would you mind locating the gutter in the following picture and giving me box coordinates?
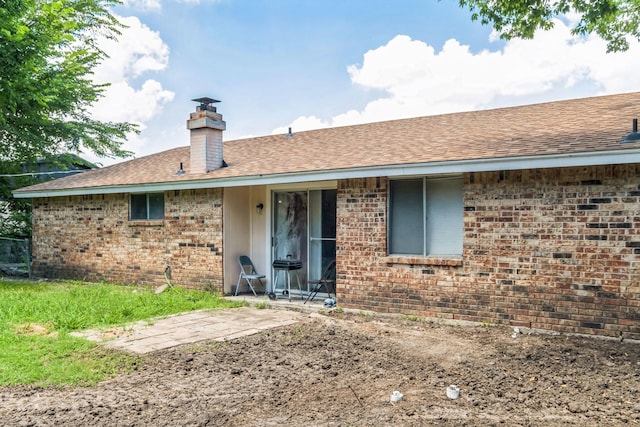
[13,148,640,199]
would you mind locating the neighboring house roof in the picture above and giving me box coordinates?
[14,91,640,198]
[29,153,98,181]
[2,153,97,194]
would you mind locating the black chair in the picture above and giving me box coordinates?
[304,260,336,304]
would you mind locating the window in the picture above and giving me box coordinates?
[130,193,164,220]
[388,176,463,257]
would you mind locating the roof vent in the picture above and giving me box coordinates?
[622,118,640,143]
[286,127,293,138]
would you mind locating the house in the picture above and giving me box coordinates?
[13,93,640,339]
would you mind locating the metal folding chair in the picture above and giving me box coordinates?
[235,255,265,296]
[304,260,336,304]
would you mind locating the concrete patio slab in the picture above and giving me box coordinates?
[73,307,306,354]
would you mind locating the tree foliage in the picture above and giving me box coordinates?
[0,0,137,164]
[1,162,32,238]
[458,0,640,52]
[1,0,137,237]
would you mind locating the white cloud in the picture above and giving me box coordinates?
[277,18,640,133]
[89,15,174,160]
[92,80,174,124]
[121,0,222,9]
[173,0,226,4]
[121,0,162,11]
[272,115,331,135]
[93,15,170,82]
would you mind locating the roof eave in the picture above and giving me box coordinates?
[13,148,640,199]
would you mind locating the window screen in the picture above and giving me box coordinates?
[425,178,463,256]
[389,179,424,255]
[388,177,462,256]
[130,193,164,220]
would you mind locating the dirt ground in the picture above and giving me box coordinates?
[1,310,639,426]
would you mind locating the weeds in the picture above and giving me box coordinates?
[279,324,305,345]
[207,341,231,350]
[204,281,216,293]
[357,310,373,321]
[254,301,270,310]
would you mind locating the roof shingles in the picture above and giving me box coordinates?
[15,92,640,194]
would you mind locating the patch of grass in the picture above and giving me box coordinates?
[254,301,270,310]
[357,310,373,321]
[405,314,420,322]
[0,333,140,386]
[279,324,305,345]
[207,341,231,350]
[480,319,495,327]
[0,279,246,386]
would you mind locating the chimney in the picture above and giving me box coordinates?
[187,97,226,173]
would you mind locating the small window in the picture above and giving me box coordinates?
[130,193,164,220]
[388,176,463,257]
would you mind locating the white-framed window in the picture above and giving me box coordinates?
[388,176,463,257]
[130,193,164,220]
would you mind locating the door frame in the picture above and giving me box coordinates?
[266,181,337,294]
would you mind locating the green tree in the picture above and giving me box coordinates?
[459,0,640,52]
[0,0,137,164]
[0,0,137,238]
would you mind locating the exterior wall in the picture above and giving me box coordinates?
[223,186,250,293]
[249,185,269,287]
[336,165,640,339]
[336,177,388,306]
[221,185,269,294]
[31,188,223,289]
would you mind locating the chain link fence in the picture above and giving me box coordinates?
[0,237,31,278]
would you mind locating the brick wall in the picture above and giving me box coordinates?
[336,165,640,339]
[336,177,388,309]
[32,188,223,289]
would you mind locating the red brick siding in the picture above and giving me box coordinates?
[31,189,223,289]
[336,177,388,311]
[336,165,640,339]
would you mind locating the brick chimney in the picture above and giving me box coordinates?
[187,97,226,173]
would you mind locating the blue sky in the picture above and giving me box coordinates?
[88,0,640,164]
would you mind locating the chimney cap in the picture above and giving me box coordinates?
[192,97,220,105]
[192,97,220,112]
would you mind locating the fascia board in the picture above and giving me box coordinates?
[13,148,640,198]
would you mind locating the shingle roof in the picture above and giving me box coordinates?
[14,91,640,195]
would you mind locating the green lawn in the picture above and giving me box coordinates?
[0,279,246,387]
